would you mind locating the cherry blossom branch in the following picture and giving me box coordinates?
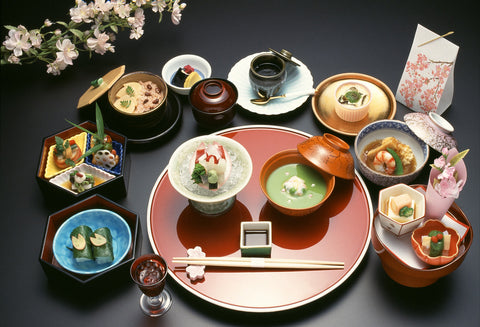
[1,0,186,75]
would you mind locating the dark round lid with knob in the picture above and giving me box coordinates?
[189,78,238,113]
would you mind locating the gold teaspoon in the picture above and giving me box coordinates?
[250,89,315,105]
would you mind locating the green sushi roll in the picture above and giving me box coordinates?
[90,227,114,264]
[70,225,94,263]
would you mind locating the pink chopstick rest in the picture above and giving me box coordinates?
[186,246,206,281]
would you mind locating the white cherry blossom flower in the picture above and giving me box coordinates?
[47,59,68,75]
[113,2,131,19]
[151,0,167,13]
[7,54,20,64]
[131,8,145,29]
[70,0,94,23]
[55,39,78,65]
[94,0,114,14]
[133,0,148,6]
[129,27,144,40]
[171,0,185,25]
[86,28,114,54]
[3,27,31,57]
[29,30,42,48]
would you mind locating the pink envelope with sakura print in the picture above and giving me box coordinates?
[396,24,459,115]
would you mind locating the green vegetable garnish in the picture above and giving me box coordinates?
[191,163,206,184]
[126,85,135,96]
[207,169,218,189]
[65,159,75,167]
[120,100,131,108]
[428,230,444,257]
[399,206,413,217]
[344,87,362,103]
[386,147,404,175]
[54,136,66,153]
[207,170,218,184]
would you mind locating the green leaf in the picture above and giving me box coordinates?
[65,119,98,139]
[449,149,469,167]
[95,103,105,140]
[126,85,135,97]
[56,21,69,28]
[70,28,84,39]
[191,163,206,184]
[120,100,131,108]
[55,136,65,152]
[76,143,104,162]
[110,25,118,34]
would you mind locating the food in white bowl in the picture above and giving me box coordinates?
[168,135,252,215]
[377,183,425,236]
[334,81,371,122]
[171,64,202,88]
[162,54,212,95]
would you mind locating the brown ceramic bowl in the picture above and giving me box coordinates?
[189,78,238,128]
[107,71,168,131]
[371,199,473,287]
[297,133,355,180]
[259,149,335,216]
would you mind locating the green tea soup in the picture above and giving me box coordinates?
[266,163,327,209]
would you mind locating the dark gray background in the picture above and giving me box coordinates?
[1,0,478,326]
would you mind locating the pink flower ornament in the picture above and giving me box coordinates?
[185,246,206,282]
[430,147,468,199]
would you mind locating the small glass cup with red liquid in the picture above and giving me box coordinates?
[130,254,172,317]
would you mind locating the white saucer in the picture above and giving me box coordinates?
[227,52,314,115]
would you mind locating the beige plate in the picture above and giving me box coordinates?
[312,73,396,136]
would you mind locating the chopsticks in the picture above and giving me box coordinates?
[172,257,344,270]
[418,31,454,47]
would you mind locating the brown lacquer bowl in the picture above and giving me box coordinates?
[259,149,335,216]
[189,78,238,128]
[297,133,355,180]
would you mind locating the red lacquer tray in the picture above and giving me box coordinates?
[147,125,373,312]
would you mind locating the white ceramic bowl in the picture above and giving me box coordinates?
[168,135,253,215]
[334,81,372,122]
[378,183,426,236]
[162,54,212,95]
[354,120,429,187]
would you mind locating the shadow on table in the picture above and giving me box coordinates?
[372,258,455,316]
